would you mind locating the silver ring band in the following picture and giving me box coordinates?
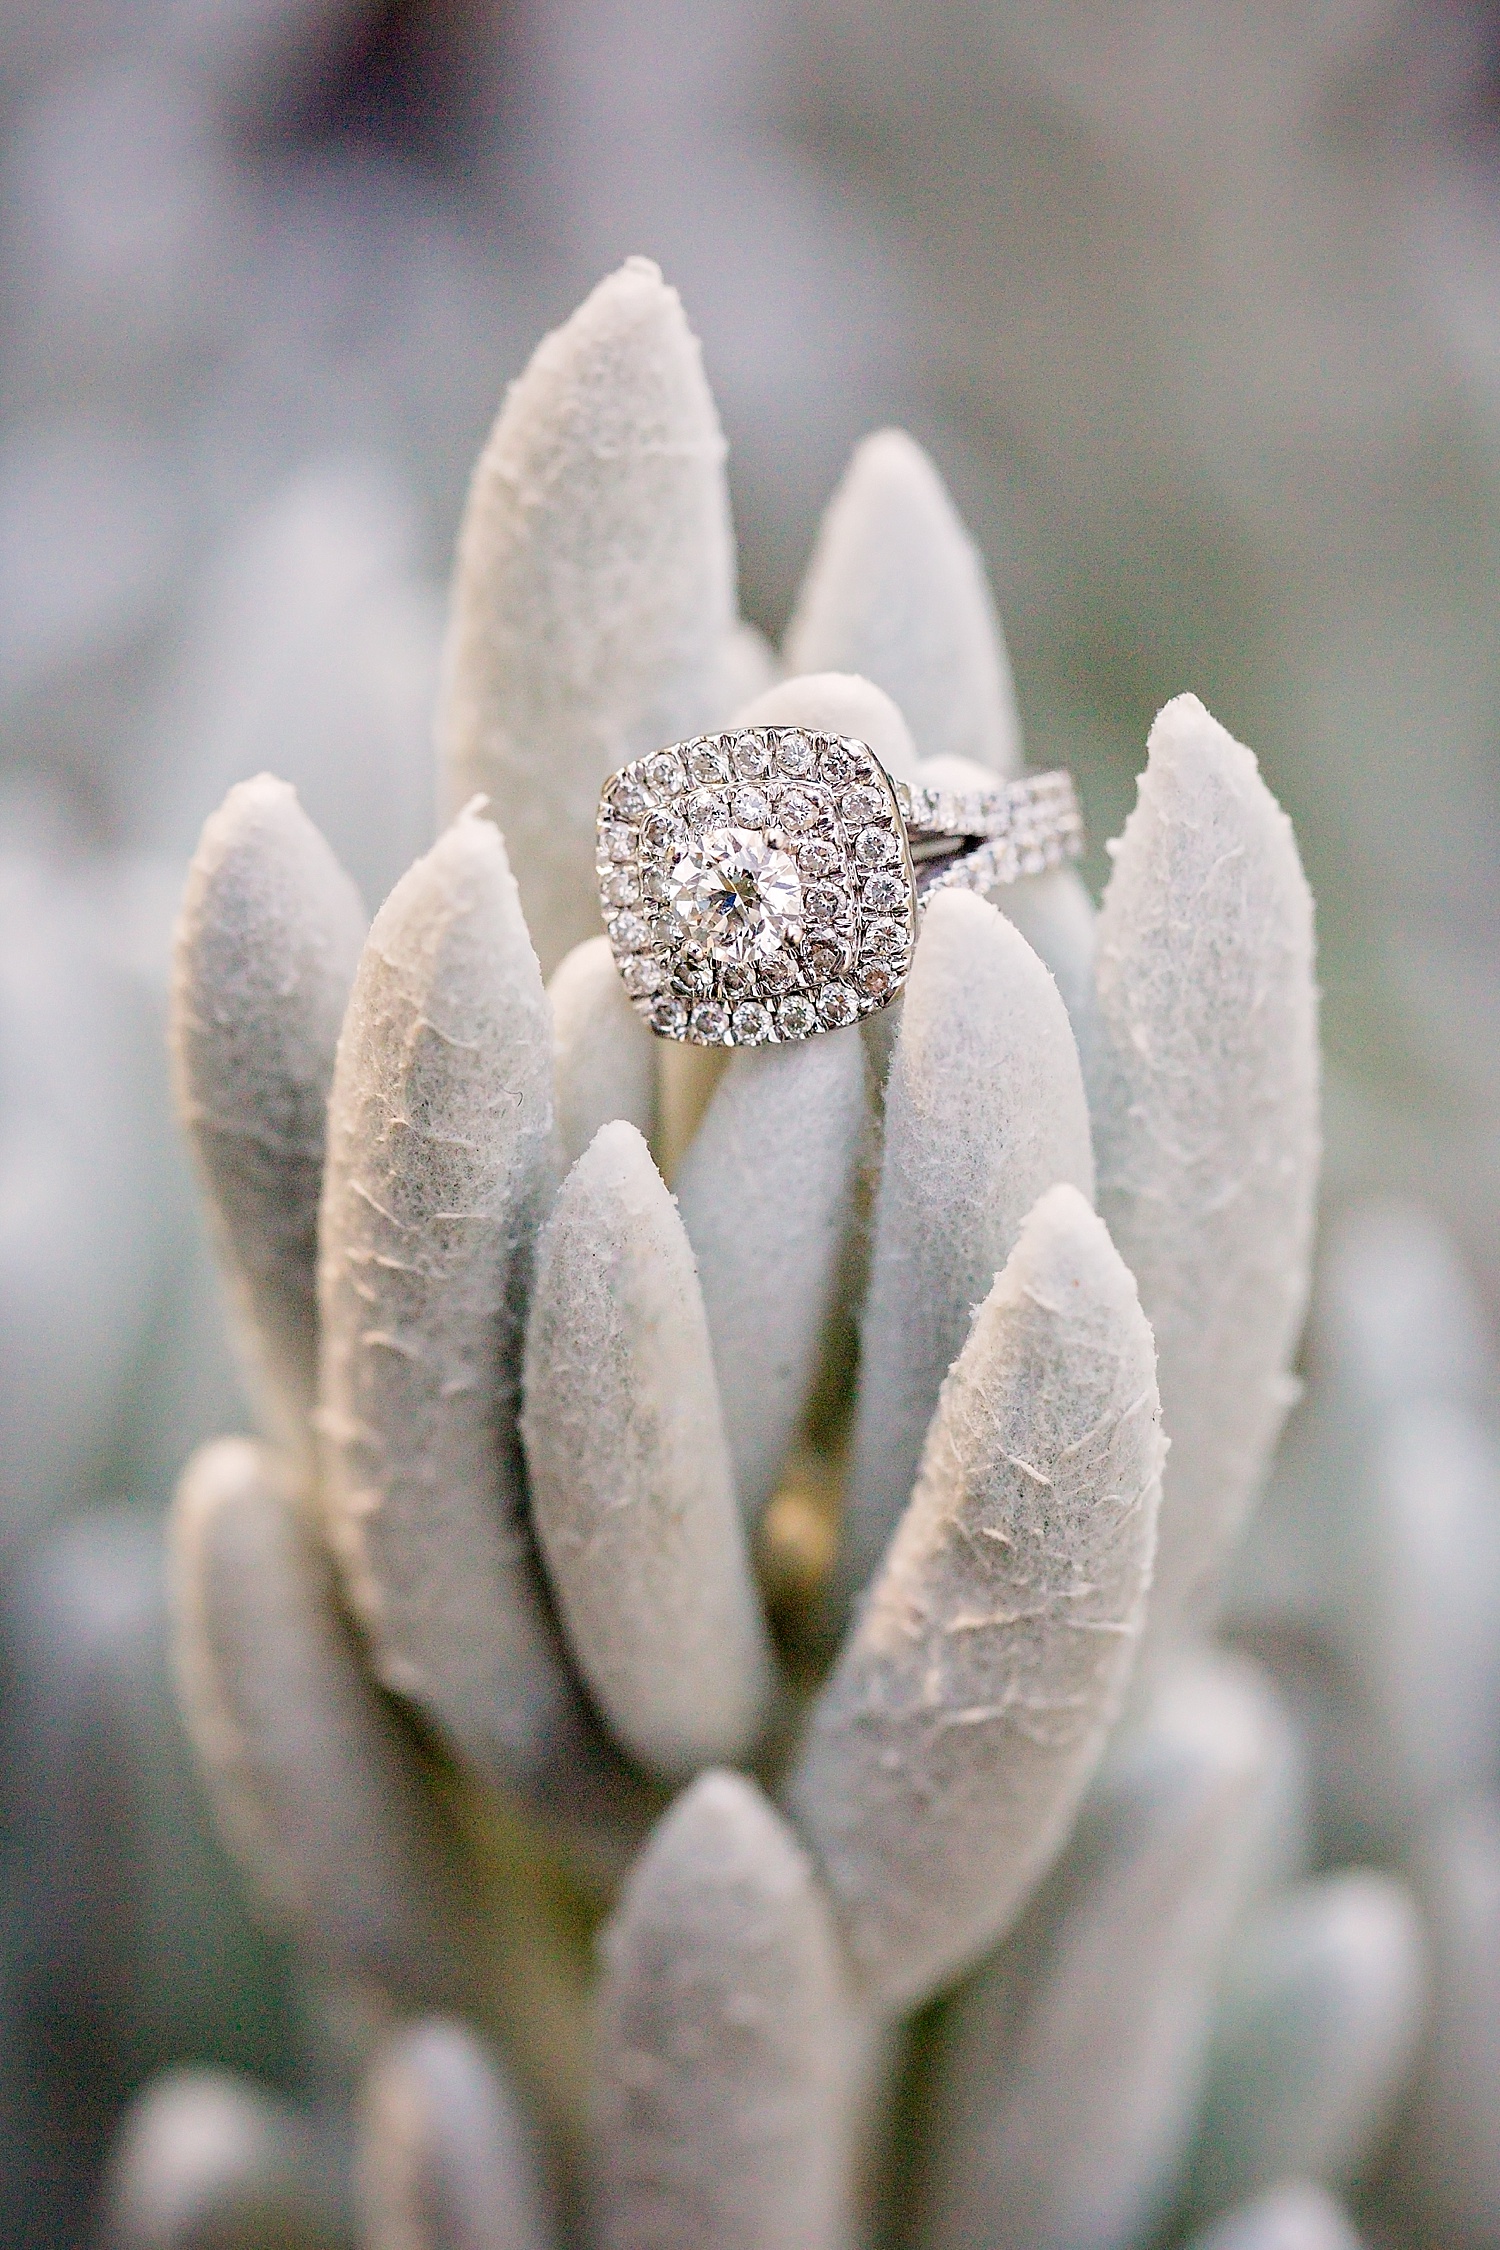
[897,771,1084,897]
[595,727,1083,1048]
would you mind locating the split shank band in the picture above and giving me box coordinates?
[595,724,1083,1049]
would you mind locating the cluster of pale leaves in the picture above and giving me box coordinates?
[103,259,1438,2250]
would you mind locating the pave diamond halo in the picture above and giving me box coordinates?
[597,728,916,1046]
[595,727,1082,1047]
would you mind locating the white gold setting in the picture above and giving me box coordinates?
[596,729,1083,1046]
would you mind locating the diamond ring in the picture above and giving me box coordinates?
[595,726,1083,1047]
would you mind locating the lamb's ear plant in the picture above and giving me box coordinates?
[436,254,741,982]
[783,426,1021,778]
[1175,1867,1428,2225]
[104,2066,340,2250]
[1229,1198,1500,1861]
[168,773,366,1475]
[356,2017,554,2250]
[1087,691,1320,1665]
[107,257,1410,2250]
[912,1650,1288,2250]
[1182,2181,1368,2250]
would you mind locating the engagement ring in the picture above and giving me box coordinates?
[595,726,1082,1046]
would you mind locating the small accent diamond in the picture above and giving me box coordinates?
[641,809,683,854]
[798,837,840,880]
[778,995,817,1037]
[641,865,673,902]
[862,872,906,914]
[732,1000,772,1044]
[775,730,815,776]
[650,995,688,1036]
[645,752,685,794]
[670,948,715,998]
[841,784,886,826]
[601,869,639,907]
[691,1001,730,1042]
[818,741,856,787]
[610,776,650,821]
[857,961,897,1002]
[622,955,663,997]
[757,950,798,993]
[861,917,907,957]
[609,911,652,951]
[685,788,721,830]
[776,788,817,833]
[602,823,635,863]
[732,732,773,779]
[687,741,728,784]
[818,983,859,1027]
[733,787,770,828]
[855,826,900,867]
[803,882,847,922]
[803,927,851,977]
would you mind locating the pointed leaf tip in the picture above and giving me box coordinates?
[840,891,1095,1602]
[794,1180,1162,2010]
[317,809,577,1795]
[170,1437,457,2001]
[104,2068,333,2250]
[1091,691,1318,1660]
[1185,2184,1367,2250]
[170,777,365,1467]
[438,260,735,979]
[593,1770,848,2250]
[523,1121,773,1778]
[359,2019,553,2250]
[786,428,1020,774]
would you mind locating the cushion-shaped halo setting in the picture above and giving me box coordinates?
[595,729,918,1046]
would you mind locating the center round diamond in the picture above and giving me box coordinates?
[669,826,804,961]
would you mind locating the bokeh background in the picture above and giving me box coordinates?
[5,2,1500,2241]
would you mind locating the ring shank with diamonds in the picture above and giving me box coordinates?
[596,727,1082,1048]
